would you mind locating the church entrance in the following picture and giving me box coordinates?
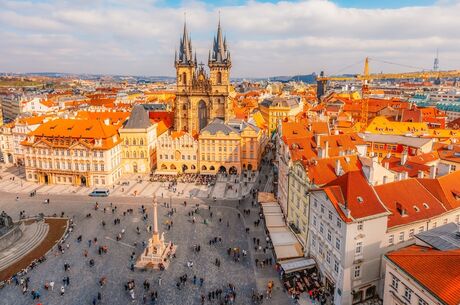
[198,100,208,130]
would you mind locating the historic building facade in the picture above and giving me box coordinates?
[174,20,233,134]
[119,105,158,174]
[21,119,122,187]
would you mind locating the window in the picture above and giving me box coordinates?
[313,216,317,227]
[355,242,362,255]
[334,260,339,273]
[335,238,341,251]
[336,218,342,228]
[321,204,325,213]
[419,226,424,233]
[326,251,331,264]
[327,230,332,242]
[404,287,412,301]
[354,265,361,278]
[312,235,316,247]
[399,232,405,242]
[409,229,414,238]
[418,298,428,305]
[391,276,399,290]
[388,235,394,245]
[320,222,324,234]
[328,211,333,220]
[314,199,318,208]
[357,221,363,230]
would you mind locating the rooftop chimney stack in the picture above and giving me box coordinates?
[401,150,408,165]
[417,170,424,179]
[335,159,342,176]
[429,165,437,179]
[324,140,329,158]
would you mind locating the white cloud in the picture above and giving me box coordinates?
[0,0,459,77]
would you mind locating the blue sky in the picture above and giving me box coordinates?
[0,0,459,77]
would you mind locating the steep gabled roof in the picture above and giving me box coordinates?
[323,171,388,222]
[124,104,152,129]
[375,179,447,229]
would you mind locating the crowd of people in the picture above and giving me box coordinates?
[149,173,217,186]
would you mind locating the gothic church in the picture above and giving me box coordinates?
[174,19,233,133]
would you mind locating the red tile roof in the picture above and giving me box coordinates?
[381,156,430,177]
[322,171,388,222]
[417,171,460,210]
[386,245,460,305]
[375,179,447,229]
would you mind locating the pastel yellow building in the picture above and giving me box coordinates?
[259,97,303,133]
[156,131,199,174]
[198,118,266,175]
[119,105,158,174]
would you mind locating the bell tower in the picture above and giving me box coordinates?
[208,17,232,121]
[174,20,196,131]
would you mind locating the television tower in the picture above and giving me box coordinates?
[433,49,439,72]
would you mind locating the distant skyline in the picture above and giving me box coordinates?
[0,0,459,78]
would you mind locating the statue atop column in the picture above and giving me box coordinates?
[135,198,177,270]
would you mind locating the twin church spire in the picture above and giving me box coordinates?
[175,18,231,67]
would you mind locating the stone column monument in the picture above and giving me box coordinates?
[135,198,177,270]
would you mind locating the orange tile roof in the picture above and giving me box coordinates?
[39,99,56,108]
[76,111,129,126]
[374,179,447,229]
[17,115,49,126]
[23,118,121,150]
[304,155,361,185]
[386,245,460,305]
[381,156,430,177]
[156,121,169,136]
[417,171,460,210]
[323,171,388,222]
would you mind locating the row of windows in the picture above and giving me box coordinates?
[124,151,146,159]
[26,159,106,172]
[388,216,460,245]
[124,138,145,146]
[311,235,340,274]
[159,154,197,161]
[390,275,428,305]
[27,148,105,158]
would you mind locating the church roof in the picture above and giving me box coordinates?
[200,118,238,135]
[124,104,152,129]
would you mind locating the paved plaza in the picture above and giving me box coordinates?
[0,156,294,305]
[0,166,257,200]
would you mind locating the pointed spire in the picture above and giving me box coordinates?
[210,13,229,65]
[177,13,193,65]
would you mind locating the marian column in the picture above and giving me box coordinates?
[152,198,160,244]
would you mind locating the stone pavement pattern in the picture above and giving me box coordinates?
[0,191,292,305]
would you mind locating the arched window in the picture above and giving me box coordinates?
[133,138,137,145]
[140,138,144,145]
[182,72,187,85]
[217,71,222,84]
[133,151,137,158]
[126,151,130,158]
[125,139,129,145]
[140,151,144,158]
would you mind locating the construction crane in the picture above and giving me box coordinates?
[316,57,460,126]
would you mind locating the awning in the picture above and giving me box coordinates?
[265,214,285,227]
[273,243,304,260]
[280,258,316,274]
[258,192,277,203]
[153,171,178,175]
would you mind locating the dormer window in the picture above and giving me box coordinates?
[423,203,429,209]
[396,202,407,216]
[413,206,420,212]
[357,196,363,204]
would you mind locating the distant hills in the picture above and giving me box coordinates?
[1,72,319,84]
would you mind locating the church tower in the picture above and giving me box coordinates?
[174,21,196,132]
[173,18,233,134]
[208,18,232,121]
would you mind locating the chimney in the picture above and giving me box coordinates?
[384,161,389,170]
[324,140,329,158]
[307,124,312,131]
[383,175,388,184]
[315,134,321,147]
[403,171,409,180]
[318,147,323,159]
[417,170,424,179]
[429,165,436,179]
[401,151,408,165]
[335,159,342,176]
